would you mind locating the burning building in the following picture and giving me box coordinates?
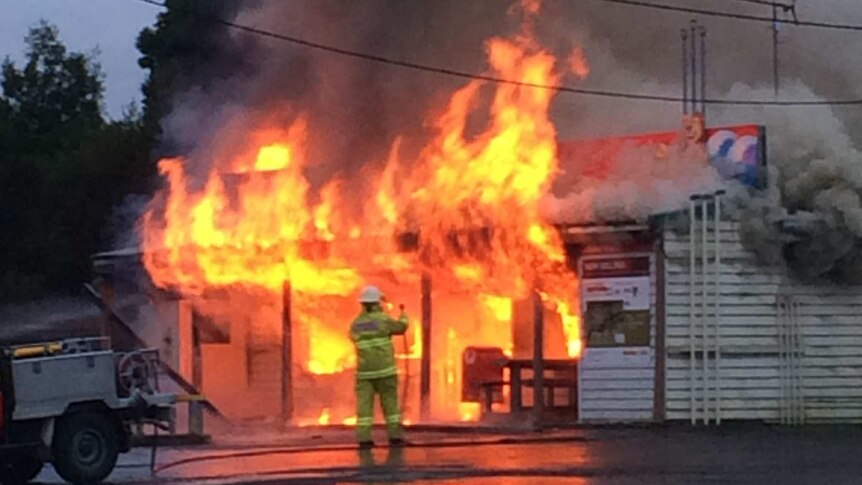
[90,1,862,429]
[102,3,582,426]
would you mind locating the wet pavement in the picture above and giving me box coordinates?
[34,425,862,484]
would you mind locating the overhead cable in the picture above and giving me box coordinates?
[585,0,862,32]
[132,0,862,106]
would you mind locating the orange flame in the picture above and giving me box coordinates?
[568,46,590,80]
[140,1,583,422]
[318,408,331,425]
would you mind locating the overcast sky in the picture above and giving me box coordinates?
[0,0,157,118]
[2,0,862,128]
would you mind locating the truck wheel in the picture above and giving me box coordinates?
[52,413,119,485]
[0,456,43,484]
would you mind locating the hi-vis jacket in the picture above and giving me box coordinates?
[349,308,408,380]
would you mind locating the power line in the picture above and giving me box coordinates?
[132,0,862,106]
[728,0,793,9]
[586,0,862,32]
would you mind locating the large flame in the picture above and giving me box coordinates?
[141,1,581,422]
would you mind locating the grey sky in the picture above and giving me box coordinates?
[0,0,157,118]
[1,0,862,127]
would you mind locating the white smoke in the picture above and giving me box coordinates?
[543,140,727,224]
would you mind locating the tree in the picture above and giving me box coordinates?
[136,0,253,140]
[0,23,152,302]
[2,21,104,151]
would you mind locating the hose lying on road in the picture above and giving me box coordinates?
[153,434,590,475]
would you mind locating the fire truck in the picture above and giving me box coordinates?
[0,338,175,484]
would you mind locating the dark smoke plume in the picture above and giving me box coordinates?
[151,1,862,281]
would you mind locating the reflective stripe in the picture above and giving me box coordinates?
[356,366,398,379]
[354,337,391,350]
[352,320,380,332]
[385,414,401,424]
[357,418,373,426]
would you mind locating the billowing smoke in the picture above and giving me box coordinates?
[539,1,862,280]
[719,84,862,281]
[158,1,520,195]
[543,136,726,223]
[151,1,862,280]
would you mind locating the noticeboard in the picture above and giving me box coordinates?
[581,255,651,348]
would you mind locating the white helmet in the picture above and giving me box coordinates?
[358,285,382,303]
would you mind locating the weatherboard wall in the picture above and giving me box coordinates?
[662,219,862,423]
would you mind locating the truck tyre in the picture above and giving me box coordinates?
[51,412,119,485]
[0,456,43,484]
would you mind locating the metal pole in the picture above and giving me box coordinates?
[715,190,723,424]
[779,296,788,424]
[793,299,804,424]
[790,299,802,424]
[420,273,432,421]
[788,296,795,424]
[532,289,545,426]
[281,280,294,423]
[681,29,689,115]
[772,6,780,98]
[690,21,698,113]
[654,234,667,422]
[689,196,697,425]
[699,26,707,117]
[775,295,784,424]
[701,195,711,425]
[801,299,806,424]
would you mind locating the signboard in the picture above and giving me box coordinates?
[580,347,652,368]
[583,257,650,279]
[581,255,651,348]
[578,254,655,422]
[558,124,765,188]
[583,278,650,312]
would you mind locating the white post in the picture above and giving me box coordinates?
[793,299,804,424]
[792,298,798,424]
[701,195,711,425]
[778,295,787,425]
[689,196,698,425]
[714,190,723,424]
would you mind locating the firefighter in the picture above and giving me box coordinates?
[350,285,408,448]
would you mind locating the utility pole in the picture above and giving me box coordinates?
[772,5,780,97]
[759,1,798,97]
[681,20,706,118]
[725,1,797,98]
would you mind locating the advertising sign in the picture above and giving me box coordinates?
[558,124,765,188]
[579,254,655,420]
[583,277,650,313]
[581,255,651,350]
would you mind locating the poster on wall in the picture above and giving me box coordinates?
[580,255,652,368]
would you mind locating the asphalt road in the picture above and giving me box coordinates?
[33,425,862,484]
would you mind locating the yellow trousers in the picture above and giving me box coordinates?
[355,375,403,442]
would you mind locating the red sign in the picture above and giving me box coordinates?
[582,256,650,279]
[557,124,763,187]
